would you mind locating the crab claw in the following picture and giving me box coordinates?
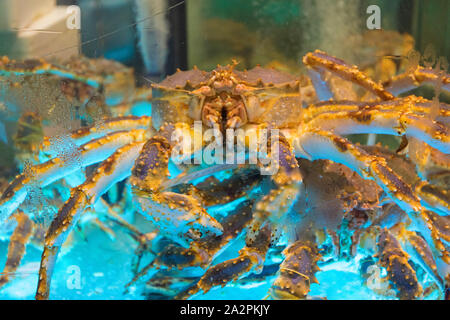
[134,191,223,248]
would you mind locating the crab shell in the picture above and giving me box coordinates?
[151,64,304,130]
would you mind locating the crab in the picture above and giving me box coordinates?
[0,55,152,150]
[0,55,143,112]
[0,50,448,300]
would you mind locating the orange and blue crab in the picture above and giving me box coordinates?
[0,50,448,300]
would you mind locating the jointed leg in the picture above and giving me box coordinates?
[303,96,449,153]
[39,115,152,159]
[158,201,253,269]
[130,135,223,248]
[293,128,449,266]
[36,141,145,300]
[376,227,422,299]
[383,66,450,96]
[176,224,273,299]
[0,129,149,223]
[175,135,303,299]
[246,134,303,243]
[416,181,450,216]
[125,199,254,290]
[0,56,102,88]
[399,226,445,292]
[303,97,449,125]
[126,169,262,280]
[303,50,395,101]
[0,211,33,288]
[268,240,320,299]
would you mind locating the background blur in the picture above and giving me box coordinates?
[0,0,448,80]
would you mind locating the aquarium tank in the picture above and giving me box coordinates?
[0,0,448,301]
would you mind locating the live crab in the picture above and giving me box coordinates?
[0,50,448,300]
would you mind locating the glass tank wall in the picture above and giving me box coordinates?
[187,0,449,71]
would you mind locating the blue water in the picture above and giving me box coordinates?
[0,219,383,300]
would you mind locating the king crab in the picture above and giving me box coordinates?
[0,50,448,299]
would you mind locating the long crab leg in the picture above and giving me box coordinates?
[0,211,34,288]
[383,66,450,96]
[303,97,449,125]
[303,96,449,154]
[36,141,146,300]
[303,50,395,101]
[361,199,445,295]
[361,143,450,216]
[0,129,149,223]
[0,56,102,88]
[293,128,449,266]
[39,116,152,159]
[268,240,321,299]
[176,224,273,300]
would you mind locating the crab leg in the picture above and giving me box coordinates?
[36,141,146,300]
[268,240,321,299]
[407,138,450,180]
[39,115,152,159]
[243,132,303,240]
[0,211,34,288]
[126,199,254,289]
[377,227,422,299]
[303,97,449,154]
[361,143,449,216]
[157,200,253,269]
[0,56,102,88]
[303,98,450,128]
[303,50,394,101]
[130,135,223,249]
[398,227,445,292]
[171,168,262,207]
[383,66,450,96]
[293,128,449,264]
[177,224,273,299]
[416,182,450,216]
[362,198,445,294]
[0,129,149,223]
[174,134,302,299]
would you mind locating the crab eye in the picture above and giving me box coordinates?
[188,95,204,120]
